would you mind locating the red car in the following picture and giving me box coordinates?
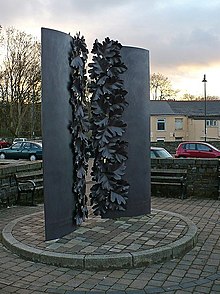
[175,142,220,158]
[0,139,11,149]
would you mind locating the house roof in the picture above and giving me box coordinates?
[150,100,220,119]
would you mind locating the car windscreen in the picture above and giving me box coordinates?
[11,142,23,149]
[31,143,42,149]
[205,143,219,152]
[153,149,172,158]
[158,149,172,158]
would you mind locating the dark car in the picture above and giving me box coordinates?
[0,139,11,149]
[151,147,173,158]
[175,142,220,158]
[0,141,42,161]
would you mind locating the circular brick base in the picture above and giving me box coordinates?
[2,209,197,270]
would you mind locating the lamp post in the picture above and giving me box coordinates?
[202,74,207,141]
[31,79,35,139]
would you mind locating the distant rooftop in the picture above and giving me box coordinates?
[150,100,220,119]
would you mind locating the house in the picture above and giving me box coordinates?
[150,100,220,142]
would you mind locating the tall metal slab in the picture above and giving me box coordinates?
[41,28,75,240]
[104,46,151,218]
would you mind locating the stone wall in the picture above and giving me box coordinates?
[151,158,220,199]
[0,159,219,205]
[0,160,43,206]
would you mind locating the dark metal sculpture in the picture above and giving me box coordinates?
[69,33,90,225]
[42,27,150,239]
[103,46,151,218]
[88,38,130,216]
[42,28,76,240]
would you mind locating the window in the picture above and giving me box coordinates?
[185,143,196,150]
[157,119,166,131]
[206,120,218,127]
[156,137,165,142]
[23,143,31,149]
[175,118,183,130]
[31,143,41,149]
[11,142,22,149]
[197,143,211,152]
[175,137,183,141]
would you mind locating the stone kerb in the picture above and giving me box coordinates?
[2,209,197,270]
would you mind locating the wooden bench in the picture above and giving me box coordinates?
[151,168,187,199]
[14,169,43,206]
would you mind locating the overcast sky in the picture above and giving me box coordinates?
[1,0,220,97]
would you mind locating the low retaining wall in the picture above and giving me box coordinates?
[0,160,43,206]
[0,158,219,204]
[151,158,220,199]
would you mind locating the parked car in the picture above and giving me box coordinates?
[13,137,28,144]
[0,141,42,161]
[151,147,173,158]
[0,139,11,149]
[175,142,220,158]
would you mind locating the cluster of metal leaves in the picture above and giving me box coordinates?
[69,33,90,225]
[89,37,130,216]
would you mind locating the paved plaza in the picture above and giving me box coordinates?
[0,197,220,293]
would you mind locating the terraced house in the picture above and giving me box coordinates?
[150,100,220,142]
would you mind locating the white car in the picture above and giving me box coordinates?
[151,147,173,158]
[13,138,28,144]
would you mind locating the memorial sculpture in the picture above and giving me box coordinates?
[69,33,90,225]
[89,38,130,216]
[42,28,150,241]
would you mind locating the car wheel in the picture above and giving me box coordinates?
[0,153,6,159]
[30,154,37,161]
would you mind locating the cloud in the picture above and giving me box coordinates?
[1,0,220,96]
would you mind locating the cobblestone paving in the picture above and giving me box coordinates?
[11,209,188,255]
[0,197,220,293]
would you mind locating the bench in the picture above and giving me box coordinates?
[151,168,187,199]
[14,169,43,206]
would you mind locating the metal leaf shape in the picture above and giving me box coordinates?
[69,32,90,225]
[108,126,125,137]
[71,55,83,69]
[110,191,126,205]
[89,37,130,216]
[94,117,108,127]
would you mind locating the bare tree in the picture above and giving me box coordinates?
[150,73,179,100]
[182,93,220,101]
[0,25,3,45]
[0,27,41,137]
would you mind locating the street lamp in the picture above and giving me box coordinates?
[202,74,207,141]
[31,79,35,139]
